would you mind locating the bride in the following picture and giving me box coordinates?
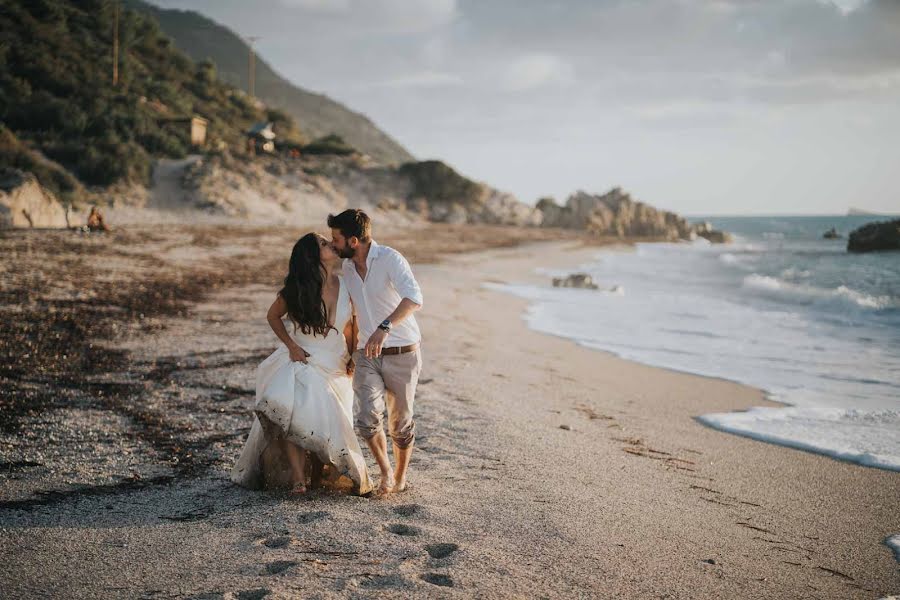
[231,233,373,496]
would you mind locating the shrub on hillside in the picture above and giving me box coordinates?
[0,126,82,201]
[398,160,482,205]
[0,0,291,191]
[302,134,356,156]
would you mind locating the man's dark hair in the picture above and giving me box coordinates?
[328,209,371,243]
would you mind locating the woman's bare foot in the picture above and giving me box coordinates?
[289,482,307,496]
[393,476,408,493]
[377,470,395,495]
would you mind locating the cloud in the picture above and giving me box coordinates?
[278,0,350,13]
[279,0,458,32]
[501,53,575,92]
[374,70,465,88]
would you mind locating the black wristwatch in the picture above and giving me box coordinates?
[378,319,392,332]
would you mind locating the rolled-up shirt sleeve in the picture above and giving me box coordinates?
[388,251,423,306]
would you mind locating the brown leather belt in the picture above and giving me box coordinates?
[381,343,418,356]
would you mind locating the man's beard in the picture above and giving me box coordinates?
[337,245,355,259]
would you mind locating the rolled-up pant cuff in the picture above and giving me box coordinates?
[391,427,415,449]
[355,425,380,441]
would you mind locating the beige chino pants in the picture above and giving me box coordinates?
[352,348,422,448]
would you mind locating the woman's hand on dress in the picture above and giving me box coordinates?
[288,343,310,363]
[346,357,355,377]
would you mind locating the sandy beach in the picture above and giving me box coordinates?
[1,224,898,599]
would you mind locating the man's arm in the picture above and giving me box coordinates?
[363,250,424,358]
[363,298,421,358]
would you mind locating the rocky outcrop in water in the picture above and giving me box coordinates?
[537,188,698,241]
[694,221,733,244]
[0,169,68,228]
[847,219,900,253]
[553,273,599,290]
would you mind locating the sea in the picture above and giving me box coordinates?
[492,215,900,472]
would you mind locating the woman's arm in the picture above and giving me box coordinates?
[267,294,309,363]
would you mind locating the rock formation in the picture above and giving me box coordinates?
[0,169,68,228]
[847,219,900,253]
[397,161,542,226]
[537,188,697,241]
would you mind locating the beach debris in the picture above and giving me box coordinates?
[575,405,615,421]
[559,424,573,431]
[552,273,599,290]
[701,558,718,565]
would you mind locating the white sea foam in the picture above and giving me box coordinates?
[698,407,900,471]
[719,253,739,265]
[886,535,900,564]
[741,274,897,311]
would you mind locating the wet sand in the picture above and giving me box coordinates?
[1,224,898,598]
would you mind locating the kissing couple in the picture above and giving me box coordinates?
[230,209,424,497]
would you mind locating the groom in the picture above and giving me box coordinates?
[328,209,424,495]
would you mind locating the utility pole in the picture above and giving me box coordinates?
[246,36,261,97]
[112,0,120,86]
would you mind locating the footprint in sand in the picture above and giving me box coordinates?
[386,523,421,536]
[297,510,329,524]
[360,574,406,589]
[421,573,454,587]
[265,560,298,575]
[262,535,292,549]
[393,504,423,517]
[424,543,459,559]
[239,591,271,600]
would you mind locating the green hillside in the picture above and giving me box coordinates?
[0,0,285,198]
[125,0,415,166]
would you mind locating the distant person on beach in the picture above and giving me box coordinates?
[231,233,373,496]
[329,209,424,495]
[86,206,109,232]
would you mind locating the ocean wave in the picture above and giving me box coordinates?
[719,253,739,265]
[698,406,900,471]
[741,274,898,311]
[779,267,811,280]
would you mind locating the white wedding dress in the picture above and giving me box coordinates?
[231,278,372,495]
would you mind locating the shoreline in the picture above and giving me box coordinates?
[421,240,899,595]
[1,229,898,598]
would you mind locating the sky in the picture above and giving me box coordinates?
[148,0,900,215]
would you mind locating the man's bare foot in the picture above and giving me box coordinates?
[289,482,307,496]
[377,471,395,496]
[393,476,409,493]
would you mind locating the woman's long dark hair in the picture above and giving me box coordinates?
[279,233,334,337]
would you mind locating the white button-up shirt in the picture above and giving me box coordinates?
[342,240,423,350]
